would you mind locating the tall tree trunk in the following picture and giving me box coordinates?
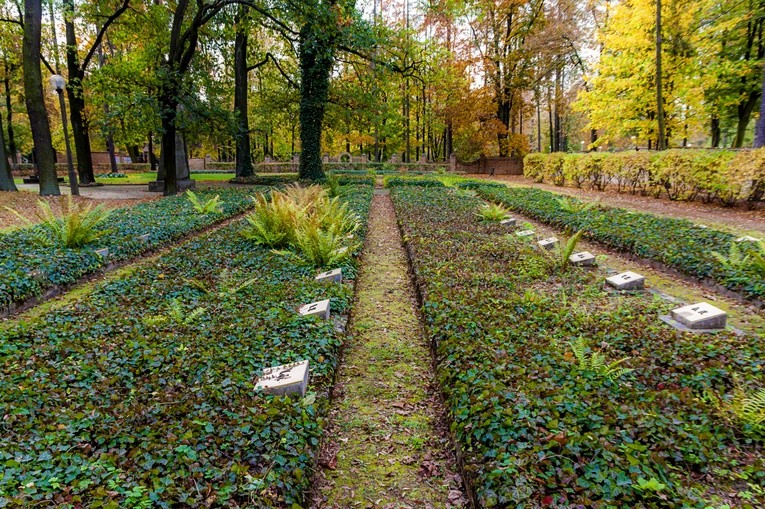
[547,86,554,152]
[298,22,333,181]
[496,91,510,156]
[148,131,157,172]
[234,4,253,178]
[536,89,541,152]
[656,0,666,150]
[3,64,17,164]
[63,0,94,184]
[554,66,563,152]
[23,0,59,195]
[711,116,721,148]
[159,94,178,195]
[0,109,16,191]
[734,90,760,147]
[755,65,765,148]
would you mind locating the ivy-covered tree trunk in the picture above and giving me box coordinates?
[234,4,254,178]
[298,22,334,181]
[64,0,94,185]
[23,0,59,196]
[0,110,16,191]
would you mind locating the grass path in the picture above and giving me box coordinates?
[310,189,466,509]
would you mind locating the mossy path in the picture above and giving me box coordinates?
[311,190,466,509]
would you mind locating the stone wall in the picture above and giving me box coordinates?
[456,156,524,175]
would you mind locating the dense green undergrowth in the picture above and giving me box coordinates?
[469,184,765,301]
[391,185,765,507]
[0,184,372,507]
[0,189,260,312]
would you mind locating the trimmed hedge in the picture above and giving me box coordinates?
[524,149,765,205]
[391,185,765,507]
[0,189,260,312]
[474,185,765,301]
[383,176,446,188]
[229,175,297,186]
[0,184,373,507]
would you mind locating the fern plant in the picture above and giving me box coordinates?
[276,226,361,267]
[712,241,765,276]
[560,230,585,268]
[6,196,111,248]
[325,172,342,198]
[709,377,765,438]
[240,192,299,247]
[186,190,223,214]
[143,299,206,327]
[476,203,510,222]
[556,196,600,214]
[569,336,634,381]
[185,269,257,300]
[242,185,360,267]
[314,196,360,236]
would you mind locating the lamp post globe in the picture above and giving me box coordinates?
[49,74,66,92]
[50,74,79,196]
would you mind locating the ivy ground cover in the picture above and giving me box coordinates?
[0,189,259,313]
[471,184,765,301]
[391,184,764,508]
[0,184,372,507]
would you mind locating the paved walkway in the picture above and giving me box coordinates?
[15,183,157,200]
[311,189,466,509]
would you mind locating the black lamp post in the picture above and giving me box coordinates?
[49,74,79,196]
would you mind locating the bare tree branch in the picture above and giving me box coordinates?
[81,0,131,72]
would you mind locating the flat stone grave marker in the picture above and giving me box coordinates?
[255,360,309,397]
[316,268,342,283]
[606,271,645,290]
[736,235,761,243]
[299,298,331,319]
[500,218,517,227]
[569,251,596,266]
[137,233,150,243]
[538,237,559,250]
[670,302,727,330]
[516,229,534,238]
[95,248,109,258]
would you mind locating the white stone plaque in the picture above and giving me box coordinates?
[500,218,517,227]
[516,229,534,238]
[735,236,761,243]
[299,299,331,319]
[538,237,559,250]
[95,248,109,258]
[569,251,596,266]
[671,302,727,330]
[255,360,309,397]
[137,233,150,243]
[606,271,645,290]
[316,268,342,283]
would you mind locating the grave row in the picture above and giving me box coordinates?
[254,268,344,397]
[502,213,729,332]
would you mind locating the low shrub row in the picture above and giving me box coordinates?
[0,189,260,312]
[524,149,765,206]
[391,185,765,507]
[383,176,447,188]
[229,175,297,186]
[469,184,765,301]
[0,183,373,507]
